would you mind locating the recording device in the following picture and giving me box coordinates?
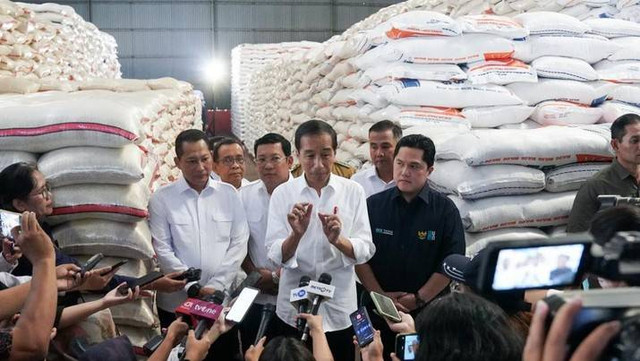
[174,267,202,283]
[0,210,21,242]
[117,271,163,295]
[598,195,640,210]
[254,303,276,345]
[291,275,311,331]
[350,306,375,347]
[99,260,128,276]
[301,273,334,342]
[370,291,402,323]
[193,291,225,340]
[81,253,104,276]
[142,334,164,356]
[478,232,640,361]
[229,271,262,299]
[543,288,640,361]
[226,287,259,323]
[395,333,419,361]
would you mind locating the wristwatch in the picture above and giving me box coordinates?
[271,271,280,285]
[187,283,201,298]
[415,292,426,308]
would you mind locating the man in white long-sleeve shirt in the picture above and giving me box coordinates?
[265,120,375,361]
[149,129,249,328]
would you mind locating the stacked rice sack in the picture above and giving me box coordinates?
[231,42,321,147]
[0,77,201,341]
[236,8,640,256]
[0,0,120,81]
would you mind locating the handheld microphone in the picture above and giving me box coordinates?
[254,303,276,345]
[194,290,225,339]
[301,273,332,342]
[295,275,311,331]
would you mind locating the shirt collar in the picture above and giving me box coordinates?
[297,173,337,195]
[612,158,634,181]
[177,176,217,194]
[392,183,431,204]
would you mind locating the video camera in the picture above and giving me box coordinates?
[598,195,640,210]
[476,232,640,361]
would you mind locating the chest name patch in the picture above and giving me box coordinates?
[375,228,394,236]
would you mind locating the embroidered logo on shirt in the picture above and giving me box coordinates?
[375,228,394,236]
[418,230,436,241]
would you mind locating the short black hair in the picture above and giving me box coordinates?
[258,336,314,361]
[254,133,292,157]
[175,129,208,159]
[590,205,640,246]
[611,113,640,142]
[369,120,402,140]
[213,137,244,162]
[415,292,524,361]
[0,162,38,212]
[294,119,337,151]
[394,134,436,168]
[208,135,227,151]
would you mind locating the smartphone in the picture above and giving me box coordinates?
[480,237,591,292]
[118,271,163,295]
[230,271,262,298]
[226,287,259,323]
[81,253,104,276]
[99,260,128,276]
[0,210,21,240]
[395,333,419,361]
[370,291,402,323]
[350,306,375,347]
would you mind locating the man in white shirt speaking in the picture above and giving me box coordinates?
[351,120,402,198]
[265,120,375,361]
[149,129,249,357]
[238,132,294,352]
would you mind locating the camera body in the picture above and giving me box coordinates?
[476,231,640,361]
[176,267,202,283]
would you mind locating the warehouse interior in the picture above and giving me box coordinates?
[1,0,640,359]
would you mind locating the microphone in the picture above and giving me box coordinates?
[254,303,276,345]
[194,290,225,339]
[295,275,311,332]
[301,273,332,342]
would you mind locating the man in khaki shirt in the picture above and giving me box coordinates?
[567,113,640,233]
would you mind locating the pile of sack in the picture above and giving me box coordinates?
[235,7,640,252]
[231,42,320,150]
[0,77,202,340]
[0,0,120,80]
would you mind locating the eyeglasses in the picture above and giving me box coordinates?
[30,183,52,200]
[220,156,245,167]
[256,156,285,166]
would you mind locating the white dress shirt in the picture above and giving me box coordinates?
[211,172,251,189]
[149,177,249,312]
[0,255,17,273]
[0,272,29,287]
[266,174,375,332]
[351,166,395,198]
[238,175,292,305]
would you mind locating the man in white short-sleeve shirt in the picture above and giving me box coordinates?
[265,120,375,361]
[352,120,402,198]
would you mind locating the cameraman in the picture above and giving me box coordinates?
[568,113,640,233]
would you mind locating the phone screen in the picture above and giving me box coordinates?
[226,287,259,323]
[492,244,585,291]
[350,307,375,347]
[0,210,21,240]
[399,333,419,361]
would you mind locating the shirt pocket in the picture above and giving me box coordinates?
[211,211,232,243]
[169,214,192,240]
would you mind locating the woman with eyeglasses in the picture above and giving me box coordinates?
[0,162,186,305]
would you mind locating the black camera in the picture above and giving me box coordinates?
[175,267,202,283]
[476,232,640,361]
